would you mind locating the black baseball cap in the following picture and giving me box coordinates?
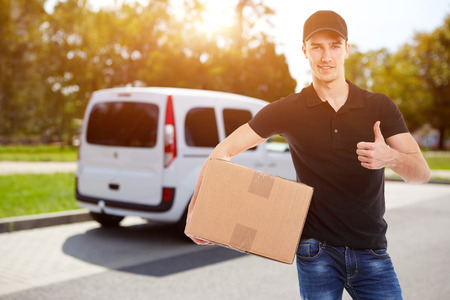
[303,10,348,42]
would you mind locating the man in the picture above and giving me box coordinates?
[186,10,430,300]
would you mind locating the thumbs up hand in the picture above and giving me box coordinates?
[372,120,385,144]
[356,121,393,170]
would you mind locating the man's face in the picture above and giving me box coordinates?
[302,30,350,84]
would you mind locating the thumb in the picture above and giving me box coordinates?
[373,121,384,142]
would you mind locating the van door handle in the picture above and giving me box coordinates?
[109,183,120,191]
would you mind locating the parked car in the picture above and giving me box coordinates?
[76,87,295,232]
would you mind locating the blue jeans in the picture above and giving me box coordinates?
[296,238,402,300]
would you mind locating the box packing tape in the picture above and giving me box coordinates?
[229,223,257,252]
[248,171,275,199]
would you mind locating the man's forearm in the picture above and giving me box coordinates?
[387,150,430,184]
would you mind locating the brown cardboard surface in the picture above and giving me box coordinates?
[185,158,313,264]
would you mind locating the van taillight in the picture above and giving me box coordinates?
[162,187,175,202]
[164,95,177,168]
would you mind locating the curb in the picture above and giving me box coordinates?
[0,209,92,234]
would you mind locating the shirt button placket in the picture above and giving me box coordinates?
[332,117,339,148]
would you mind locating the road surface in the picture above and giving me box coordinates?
[0,182,449,299]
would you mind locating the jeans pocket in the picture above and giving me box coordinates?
[369,248,390,259]
[296,238,322,261]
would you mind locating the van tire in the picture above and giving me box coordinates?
[90,212,124,227]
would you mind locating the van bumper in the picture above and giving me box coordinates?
[76,180,174,213]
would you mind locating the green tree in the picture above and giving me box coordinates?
[346,46,430,131]
[43,0,172,141]
[346,15,450,149]
[377,44,431,131]
[345,46,392,92]
[0,0,48,140]
[414,15,450,149]
[201,0,296,100]
[1,0,296,143]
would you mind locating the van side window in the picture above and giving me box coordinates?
[86,102,158,148]
[185,107,219,147]
[223,109,253,137]
[223,108,256,151]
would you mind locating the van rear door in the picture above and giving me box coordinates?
[78,91,166,208]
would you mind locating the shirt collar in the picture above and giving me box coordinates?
[305,80,365,110]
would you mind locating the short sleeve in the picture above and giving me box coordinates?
[248,99,284,138]
[379,95,409,138]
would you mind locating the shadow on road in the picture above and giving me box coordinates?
[62,222,245,277]
[118,246,245,276]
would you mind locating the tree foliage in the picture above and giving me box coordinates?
[0,0,296,143]
[346,14,450,149]
[1,1,448,148]
[414,16,450,149]
[0,0,48,139]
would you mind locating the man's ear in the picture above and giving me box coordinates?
[344,42,350,59]
[302,43,308,59]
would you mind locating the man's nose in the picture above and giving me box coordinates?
[321,48,332,62]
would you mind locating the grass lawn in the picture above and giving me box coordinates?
[0,145,78,162]
[0,172,78,218]
[423,151,450,170]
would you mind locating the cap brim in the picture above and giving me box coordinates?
[304,28,347,42]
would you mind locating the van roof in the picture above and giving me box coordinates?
[92,87,269,104]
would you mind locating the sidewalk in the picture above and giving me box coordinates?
[0,161,77,174]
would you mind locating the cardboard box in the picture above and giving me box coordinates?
[185,158,313,264]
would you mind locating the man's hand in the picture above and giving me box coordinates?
[356,121,393,170]
[185,206,214,245]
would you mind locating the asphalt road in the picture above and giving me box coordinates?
[0,181,449,300]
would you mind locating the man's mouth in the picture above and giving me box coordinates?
[319,66,334,70]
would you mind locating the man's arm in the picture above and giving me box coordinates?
[185,123,267,244]
[356,121,430,184]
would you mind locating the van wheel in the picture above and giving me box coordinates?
[90,212,124,227]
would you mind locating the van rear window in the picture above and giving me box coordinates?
[86,102,159,148]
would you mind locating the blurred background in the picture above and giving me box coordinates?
[1,3,450,299]
[1,0,449,148]
[1,0,449,219]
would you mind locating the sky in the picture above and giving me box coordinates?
[45,0,450,91]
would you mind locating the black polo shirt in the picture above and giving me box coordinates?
[248,81,408,249]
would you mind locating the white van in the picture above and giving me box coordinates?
[76,87,295,232]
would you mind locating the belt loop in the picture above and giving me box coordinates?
[321,241,327,249]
